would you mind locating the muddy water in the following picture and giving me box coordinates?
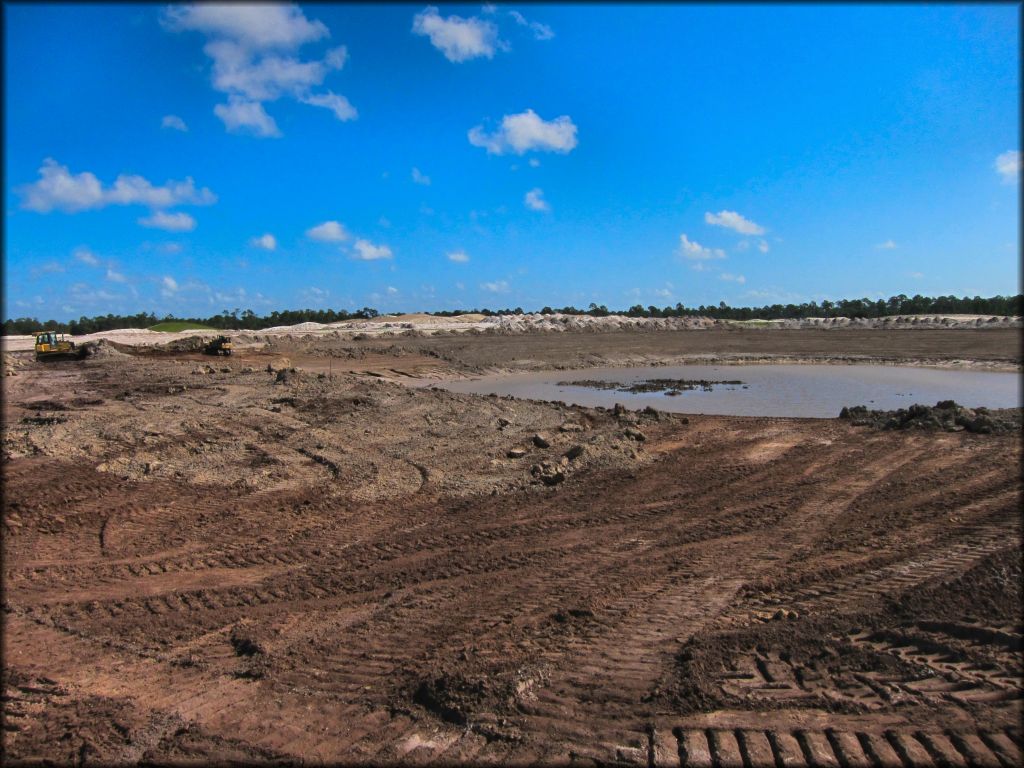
[430,364,1022,418]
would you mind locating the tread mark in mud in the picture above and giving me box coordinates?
[669,728,1009,768]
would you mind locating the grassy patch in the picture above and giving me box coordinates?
[148,321,218,332]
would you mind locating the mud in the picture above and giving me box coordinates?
[2,330,1021,766]
[840,400,1023,434]
[561,378,746,394]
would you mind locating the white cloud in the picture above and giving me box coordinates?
[469,109,578,155]
[18,160,100,212]
[214,96,281,137]
[162,276,179,293]
[757,240,769,253]
[386,286,399,295]
[250,233,276,250]
[508,10,554,40]
[106,268,127,283]
[447,250,470,263]
[18,159,216,213]
[30,262,65,277]
[995,150,1020,183]
[164,4,354,137]
[481,280,509,293]
[412,6,499,62]
[162,3,329,49]
[139,211,197,231]
[720,273,746,284]
[307,220,350,242]
[704,210,765,235]
[299,90,357,121]
[73,247,100,266]
[875,239,897,250]
[353,238,393,260]
[482,4,497,14]
[162,114,189,131]
[524,187,549,211]
[528,158,540,168]
[412,167,431,185]
[678,233,725,260]
[908,271,924,279]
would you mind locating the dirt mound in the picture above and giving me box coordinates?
[840,400,1022,434]
[80,339,132,359]
[155,336,210,353]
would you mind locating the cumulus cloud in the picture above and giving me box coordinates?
[162,3,328,48]
[720,273,746,284]
[18,159,216,214]
[481,280,509,293]
[995,150,1020,183]
[250,233,276,250]
[353,239,393,260]
[307,220,350,242]
[74,247,100,266]
[298,90,357,121]
[386,286,399,295]
[139,211,197,231]
[704,210,766,235]
[412,6,499,62]
[163,4,355,137]
[412,167,431,185]
[758,240,769,253]
[106,268,127,283]
[447,250,470,262]
[524,187,549,211]
[678,233,725,260]
[875,239,897,250]
[213,96,281,137]
[162,276,179,293]
[469,109,578,155]
[162,114,189,131]
[508,10,554,40]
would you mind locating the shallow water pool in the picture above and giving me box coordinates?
[429,364,1021,418]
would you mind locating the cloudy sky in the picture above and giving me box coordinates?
[4,3,1020,320]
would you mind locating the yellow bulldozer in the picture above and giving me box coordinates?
[203,335,233,356]
[34,331,84,361]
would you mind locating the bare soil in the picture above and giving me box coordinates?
[2,328,1021,766]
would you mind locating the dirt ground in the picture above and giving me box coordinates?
[2,328,1021,766]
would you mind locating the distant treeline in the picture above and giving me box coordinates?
[4,294,1021,336]
[434,293,1024,320]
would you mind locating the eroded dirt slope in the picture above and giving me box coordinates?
[2,351,1021,766]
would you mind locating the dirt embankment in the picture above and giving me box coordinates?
[2,341,1021,766]
[230,327,1023,377]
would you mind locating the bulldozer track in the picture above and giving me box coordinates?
[4,351,1020,764]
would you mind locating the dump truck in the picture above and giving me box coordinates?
[34,331,84,361]
[204,335,233,356]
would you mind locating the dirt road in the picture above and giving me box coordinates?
[3,335,1021,765]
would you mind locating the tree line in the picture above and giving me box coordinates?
[3,293,1021,336]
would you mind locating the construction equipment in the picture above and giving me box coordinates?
[33,331,83,361]
[204,335,233,356]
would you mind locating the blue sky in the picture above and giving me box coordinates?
[4,3,1020,321]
